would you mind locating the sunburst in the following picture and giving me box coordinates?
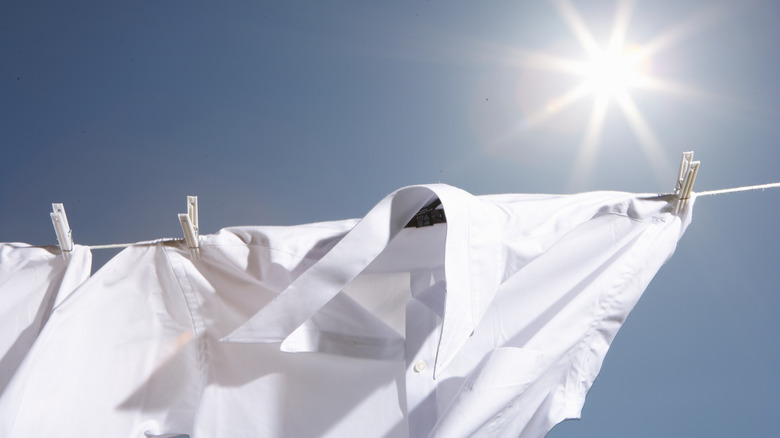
[510,0,734,187]
[548,0,668,185]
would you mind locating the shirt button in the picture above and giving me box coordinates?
[413,361,426,373]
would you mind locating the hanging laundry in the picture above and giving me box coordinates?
[0,243,91,395]
[0,184,693,438]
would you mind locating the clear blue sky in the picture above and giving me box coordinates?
[2,0,778,436]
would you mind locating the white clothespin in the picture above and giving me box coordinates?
[50,203,73,254]
[178,196,200,259]
[673,151,700,214]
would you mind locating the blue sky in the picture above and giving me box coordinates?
[2,0,779,436]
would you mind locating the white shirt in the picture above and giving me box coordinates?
[0,184,693,437]
[0,243,91,396]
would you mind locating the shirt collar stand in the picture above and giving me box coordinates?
[222,184,505,378]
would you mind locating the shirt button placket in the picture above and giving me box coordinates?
[405,298,440,437]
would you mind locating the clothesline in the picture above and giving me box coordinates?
[87,243,142,249]
[694,181,780,197]
[69,182,779,250]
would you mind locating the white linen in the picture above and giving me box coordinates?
[0,185,692,437]
[0,243,91,395]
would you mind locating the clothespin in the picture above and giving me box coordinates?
[178,196,200,259]
[673,151,700,214]
[50,203,73,254]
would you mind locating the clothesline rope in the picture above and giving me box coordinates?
[87,243,142,249]
[695,182,780,197]
[77,182,780,250]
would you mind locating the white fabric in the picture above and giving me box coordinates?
[0,185,693,437]
[0,243,91,395]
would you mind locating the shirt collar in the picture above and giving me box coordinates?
[222,184,505,378]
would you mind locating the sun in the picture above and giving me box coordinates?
[583,48,640,99]
[464,0,732,186]
[504,0,717,187]
[547,0,675,185]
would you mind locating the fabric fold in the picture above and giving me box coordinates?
[0,243,91,396]
[222,184,506,377]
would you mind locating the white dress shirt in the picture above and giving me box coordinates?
[0,184,693,437]
[0,243,91,396]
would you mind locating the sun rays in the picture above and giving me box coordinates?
[503,0,739,187]
[548,0,673,185]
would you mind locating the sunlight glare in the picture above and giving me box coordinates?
[476,0,732,188]
[584,49,639,98]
